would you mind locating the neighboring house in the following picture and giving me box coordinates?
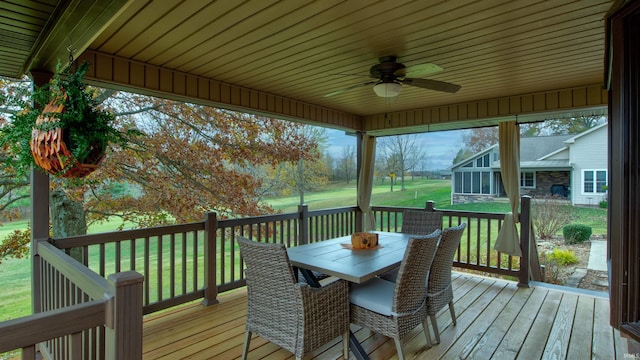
[450,123,608,206]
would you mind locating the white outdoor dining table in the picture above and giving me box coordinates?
[286,231,414,360]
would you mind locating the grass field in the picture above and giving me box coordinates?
[0,178,607,323]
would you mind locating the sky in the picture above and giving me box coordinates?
[324,128,465,171]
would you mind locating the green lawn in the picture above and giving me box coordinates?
[271,178,453,212]
[0,178,607,322]
[0,219,133,322]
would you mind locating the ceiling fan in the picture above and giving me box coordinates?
[324,55,461,98]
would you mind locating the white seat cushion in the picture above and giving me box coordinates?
[349,277,395,316]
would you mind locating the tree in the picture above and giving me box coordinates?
[374,158,387,184]
[263,126,330,203]
[84,93,320,225]
[336,145,356,183]
[416,157,430,178]
[460,127,498,153]
[1,79,321,249]
[323,151,337,182]
[378,135,423,191]
[0,227,30,265]
[545,115,606,135]
[519,116,606,137]
[452,148,473,165]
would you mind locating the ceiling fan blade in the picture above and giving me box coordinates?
[324,81,377,97]
[399,63,444,78]
[402,78,461,93]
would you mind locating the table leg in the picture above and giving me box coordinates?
[298,268,321,288]
[350,331,370,360]
[298,268,371,360]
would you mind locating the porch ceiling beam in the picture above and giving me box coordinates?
[364,85,608,136]
[77,50,363,132]
[24,0,132,75]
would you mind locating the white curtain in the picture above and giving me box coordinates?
[358,134,376,231]
[494,121,523,256]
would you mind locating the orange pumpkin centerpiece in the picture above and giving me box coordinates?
[350,232,379,249]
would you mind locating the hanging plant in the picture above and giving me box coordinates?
[1,60,125,178]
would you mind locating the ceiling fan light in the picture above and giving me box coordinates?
[373,81,402,97]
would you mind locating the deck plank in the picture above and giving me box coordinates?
[515,289,563,360]
[491,286,549,360]
[141,273,636,360]
[542,292,579,359]
[465,284,534,359]
[592,297,616,359]
[424,278,507,359]
[440,282,519,359]
[566,295,595,359]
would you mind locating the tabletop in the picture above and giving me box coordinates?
[287,232,413,284]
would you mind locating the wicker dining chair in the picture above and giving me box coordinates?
[237,237,350,360]
[379,209,443,282]
[349,229,441,360]
[426,222,467,344]
[401,209,443,235]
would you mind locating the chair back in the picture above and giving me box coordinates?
[393,229,441,315]
[237,237,298,320]
[427,223,466,296]
[401,209,443,235]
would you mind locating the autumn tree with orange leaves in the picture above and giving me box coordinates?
[1,80,324,261]
[84,92,321,226]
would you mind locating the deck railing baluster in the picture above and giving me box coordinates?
[182,231,187,295]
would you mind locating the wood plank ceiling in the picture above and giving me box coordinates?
[0,0,613,134]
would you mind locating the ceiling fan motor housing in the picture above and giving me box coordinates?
[369,56,406,81]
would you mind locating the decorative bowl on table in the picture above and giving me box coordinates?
[350,232,379,249]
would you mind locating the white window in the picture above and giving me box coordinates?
[520,171,535,188]
[454,171,492,194]
[583,170,607,194]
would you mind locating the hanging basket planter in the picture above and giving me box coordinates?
[0,59,126,179]
[30,95,106,178]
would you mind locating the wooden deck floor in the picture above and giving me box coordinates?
[143,273,639,359]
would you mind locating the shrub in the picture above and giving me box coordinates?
[599,200,607,208]
[0,228,30,265]
[563,224,592,244]
[540,248,580,284]
[532,196,574,239]
[546,248,579,266]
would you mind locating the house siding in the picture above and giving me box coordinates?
[569,125,608,206]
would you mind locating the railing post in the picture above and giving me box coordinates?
[518,196,532,287]
[105,271,143,360]
[425,201,436,211]
[202,212,219,306]
[31,168,50,316]
[30,71,53,315]
[298,204,309,245]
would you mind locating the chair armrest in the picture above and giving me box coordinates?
[298,280,350,344]
[299,278,349,304]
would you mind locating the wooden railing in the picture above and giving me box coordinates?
[53,222,208,314]
[0,198,536,358]
[51,198,534,311]
[0,241,143,359]
[373,201,523,279]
